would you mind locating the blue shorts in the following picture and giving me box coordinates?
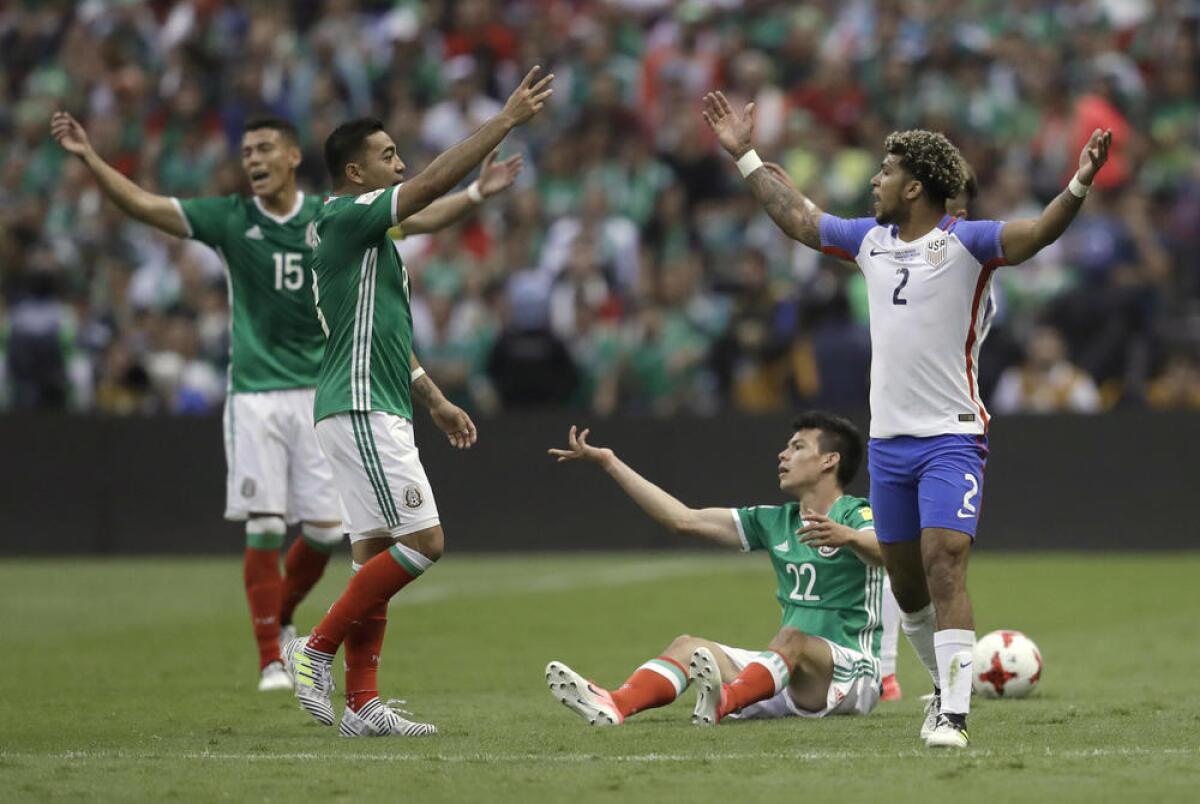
[868,434,989,543]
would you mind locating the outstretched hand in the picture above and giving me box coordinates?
[701,91,755,158]
[547,425,614,466]
[1076,128,1113,185]
[502,66,555,126]
[51,111,93,158]
[477,151,523,197]
[431,401,478,450]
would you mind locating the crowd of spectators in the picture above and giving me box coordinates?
[2,0,1198,416]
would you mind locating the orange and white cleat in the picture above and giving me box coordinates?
[881,673,903,701]
[545,661,624,725]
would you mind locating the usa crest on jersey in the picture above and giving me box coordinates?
[925,237,948,267]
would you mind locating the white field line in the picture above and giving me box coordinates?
[392,558,756,606]
[5,747,1197,764]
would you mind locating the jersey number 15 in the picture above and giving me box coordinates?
[274,252,304,291]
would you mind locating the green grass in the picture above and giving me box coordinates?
[2,552,1198,803]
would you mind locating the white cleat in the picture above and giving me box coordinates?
[282,636,336,726]
[920,691,941,740]
[688,647,725,726]
[339,698,438,737]
[925,714,970,748]
[545,661,623,725]
[278,624,297,651]
[257,660,293,692]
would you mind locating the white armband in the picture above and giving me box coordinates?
[411,367,427,382]
[736,149,764,178]
[466,180,485,204]
[1067,172,1090,199]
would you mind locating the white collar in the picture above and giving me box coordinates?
[254,191,305,224]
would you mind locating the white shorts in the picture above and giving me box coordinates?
[223,388,342,523]
[717,639,880,719]
[314,411,440,541]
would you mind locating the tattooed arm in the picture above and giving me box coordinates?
[701,91,823,251]
[1000,128,1112,265]
[411,352,477,450]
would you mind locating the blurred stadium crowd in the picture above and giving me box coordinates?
[2,0,1198,416]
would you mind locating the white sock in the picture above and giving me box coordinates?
[900,603,940,689]
[880,577,900,677]
[934,629,975,716]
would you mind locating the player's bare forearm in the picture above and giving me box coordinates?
[1000,190,1086,265]
[79,150,189,238]
[744,169,822,250]
[846,530,884,567]
[399,191,476,236]
[600,456,742,549]
[410,359,446,411]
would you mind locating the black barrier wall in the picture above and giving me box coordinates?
[0,412,1196,554]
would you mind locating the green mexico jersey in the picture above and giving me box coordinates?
[310,185,414,422]
[733,496,883,662]
[175,192,325,393]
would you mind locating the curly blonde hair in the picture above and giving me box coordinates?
[884,130,967,204]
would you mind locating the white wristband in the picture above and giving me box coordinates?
[1067,173,1090,199]
[466,180,485,204]
[411,367,427,381]
[736,149,764,178]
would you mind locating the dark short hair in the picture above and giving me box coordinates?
[884,129,966,206]
[243,116,299,145]
[324,117,386,184]
[791,411,864,487]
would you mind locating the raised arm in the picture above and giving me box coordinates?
[1000,129,1112,265]
[701,91,823,250]
[51,111,189,238]
[393,67,552,224]
[398,151,523,237]
[548,426,743,549]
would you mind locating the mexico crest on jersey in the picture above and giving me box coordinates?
[403,484,424,509]
[925,237,948,267]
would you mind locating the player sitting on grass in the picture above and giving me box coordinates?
[544,412,884,725]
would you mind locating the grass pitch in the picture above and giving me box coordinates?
[2,552,1198,803]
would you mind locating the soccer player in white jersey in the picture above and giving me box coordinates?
[703,90,1111,747]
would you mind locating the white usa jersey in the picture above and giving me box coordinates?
[820,214,1007,439]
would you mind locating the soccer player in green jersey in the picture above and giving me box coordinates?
[282,66,554,738]
[50,111,522,694]
[544,412,885,725]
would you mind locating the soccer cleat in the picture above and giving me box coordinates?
[545,661,624,726]
[925,713,969,748]
[688,647,726,726]
[278,623,297,651]
[920,689,941,740]
[282,636,336,726]
[881,674,902,701]
[257,660,293,692]
[339,698,438,738]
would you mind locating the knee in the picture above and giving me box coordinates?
[666,634,698,654]
[768,627,808,668]
[420,530,445,563]
[923,552,967,598]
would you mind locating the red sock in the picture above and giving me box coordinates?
[345,601,388,712]
[720,651,791,718]
[610,657,689,718]
[307,545,425,655]
[243,546,282,669]
[280,538,332,625]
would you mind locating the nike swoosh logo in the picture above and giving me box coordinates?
[956,510,975,519]
[870,248,888,256]
[958,661,971,670]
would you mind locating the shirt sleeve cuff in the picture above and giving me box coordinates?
[730,509,750,552]
[170,198,193,238]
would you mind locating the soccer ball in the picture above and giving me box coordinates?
[972,630,1042,699]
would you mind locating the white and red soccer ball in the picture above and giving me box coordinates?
[972,630,1042,699]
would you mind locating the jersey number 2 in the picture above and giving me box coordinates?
[892,267,910,305]
[274,252,304,291]
[786,563,820,602]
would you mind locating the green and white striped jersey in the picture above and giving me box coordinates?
[175,193,326,393]
[310,185,414,423]
[732,496,883,667]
